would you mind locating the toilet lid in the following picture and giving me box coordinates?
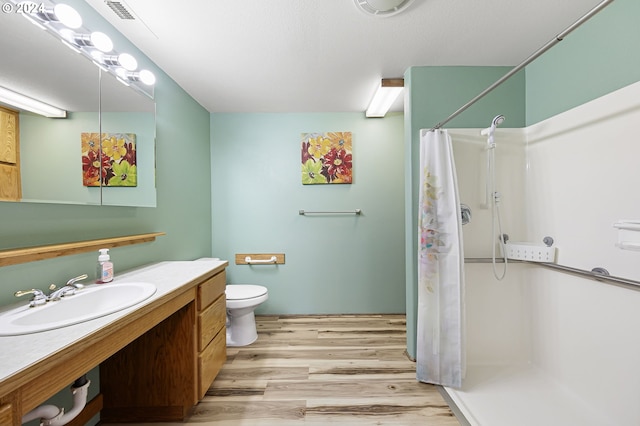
[226,284,268,300]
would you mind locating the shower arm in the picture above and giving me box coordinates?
[427,0,614,132]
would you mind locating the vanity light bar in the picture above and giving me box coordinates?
[8,0,156,98]
[0,86,67,118]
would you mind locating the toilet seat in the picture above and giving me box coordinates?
[226,284,267,300]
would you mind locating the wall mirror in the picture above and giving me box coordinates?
[0,8,156,207]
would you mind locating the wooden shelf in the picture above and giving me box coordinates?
[0,232,165,267]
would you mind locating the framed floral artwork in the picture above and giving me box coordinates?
[81,132,137,187]
[301,132,352,184]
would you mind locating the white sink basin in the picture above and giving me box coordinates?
[0,282,157,336]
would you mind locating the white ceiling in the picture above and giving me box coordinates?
[85,0,606,114]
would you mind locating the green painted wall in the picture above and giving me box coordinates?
[1,2,212,424]
[404,66,526,359]
[211,113,406,315]
[526,0,640,124]
[0,4,212,308]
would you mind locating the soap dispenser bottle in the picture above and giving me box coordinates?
[96,248,114,283]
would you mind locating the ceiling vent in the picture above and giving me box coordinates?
[105,1,135,20]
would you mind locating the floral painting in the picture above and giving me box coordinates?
[301,132,352,184]
[81,132,137,187]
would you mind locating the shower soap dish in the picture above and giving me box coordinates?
[613,220,640,251]
[505,242,556,263]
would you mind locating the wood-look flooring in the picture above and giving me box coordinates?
[102,314,460,425]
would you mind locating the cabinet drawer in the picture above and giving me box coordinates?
[198,294,226,351]
[198,328,226,399]
[198,270,226,311]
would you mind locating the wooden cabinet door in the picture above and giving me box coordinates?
[0,401,17,426]
[0,107,20,201]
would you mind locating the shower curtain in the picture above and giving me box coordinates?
[416,129,465,388]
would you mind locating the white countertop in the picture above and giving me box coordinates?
[0,259,227,384]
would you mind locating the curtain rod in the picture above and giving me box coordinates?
[428,0,615,132]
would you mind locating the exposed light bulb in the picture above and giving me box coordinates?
[114,67,128,79]
[117,53,137,71]
[53,4,82,29]
[138,69,156,86]
[58,29,112,53]
[90,32,113,52]
[102,53,138,71]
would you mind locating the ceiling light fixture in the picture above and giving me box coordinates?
[0,86,67,118]
[354,0,415,17]
[365,78,404,118]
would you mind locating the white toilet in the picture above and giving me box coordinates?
[225,284,268,347]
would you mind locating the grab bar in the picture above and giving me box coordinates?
[299,209,362,215]
[245,256,277,264]
[613,221,640,231]
[464,257,640,291]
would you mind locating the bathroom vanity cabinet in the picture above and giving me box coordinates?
[100,269,227,422]
[0,256,228,426]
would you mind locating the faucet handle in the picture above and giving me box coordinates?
[15,289,48,307]
[66,274,88,288]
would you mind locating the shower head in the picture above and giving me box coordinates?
[480,114,505,148]
[492,115,505,127]
[480,114,506,139]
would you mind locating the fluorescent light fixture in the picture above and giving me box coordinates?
[0,86,67,118]
[365,78,404,118]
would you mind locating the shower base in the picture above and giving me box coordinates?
[444,364,608,426]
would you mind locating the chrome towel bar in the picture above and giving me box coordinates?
[299,209,362,215]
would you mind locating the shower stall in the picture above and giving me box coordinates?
[439,80,640,425]
[405,2,638,423]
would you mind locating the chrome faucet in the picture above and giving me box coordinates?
[47,274,88,301]
[14,288,48,307]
